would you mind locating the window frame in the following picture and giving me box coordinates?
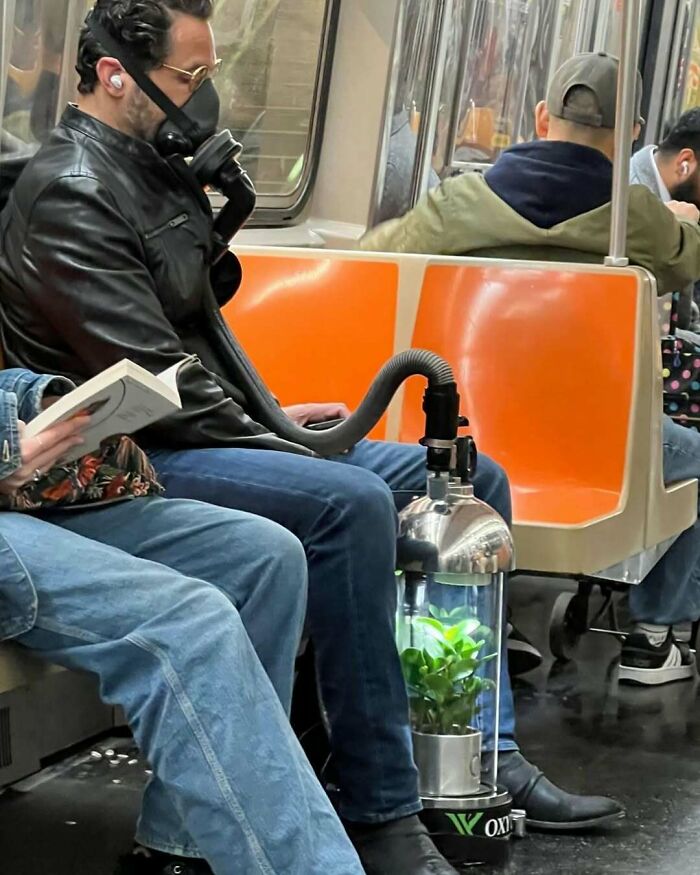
[210,0,341,227]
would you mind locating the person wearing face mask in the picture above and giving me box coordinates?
[630,108,700,332]
[0,0,627,863]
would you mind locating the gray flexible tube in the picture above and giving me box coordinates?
[209,299,455,455]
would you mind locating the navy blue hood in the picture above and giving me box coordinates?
[485,141,614,229]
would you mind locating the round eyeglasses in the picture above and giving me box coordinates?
[160,58,223,92]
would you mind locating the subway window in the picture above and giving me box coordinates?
[1,0,74,151]
[212,0,334,208]
[446,0,645,170]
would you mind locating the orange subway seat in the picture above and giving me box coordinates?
[399,264,639,526]
[223,254,400,440]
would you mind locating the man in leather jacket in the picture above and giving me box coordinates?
[0,0,624,862]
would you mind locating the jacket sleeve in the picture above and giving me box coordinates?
[0,388,22,481]
[0,369,74,424]
[0,370,75,481]
[21,174,265,448]
[361,176,469,254]
[626,188,700,294]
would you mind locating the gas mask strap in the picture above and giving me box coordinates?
[86,13,200,146]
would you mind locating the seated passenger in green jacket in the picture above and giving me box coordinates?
[361,53,700,298]
[363,52,700,687]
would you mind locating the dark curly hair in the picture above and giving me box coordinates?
[76,0,213,95]
[658,108,700,157]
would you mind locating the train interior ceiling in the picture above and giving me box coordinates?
[2,0,700,873]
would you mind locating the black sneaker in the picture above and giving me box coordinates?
[114,847,212,874]
[619,629,696,686]
[507,622,543,676]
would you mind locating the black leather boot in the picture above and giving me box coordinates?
[496,751,625,831]
[345,814,459,875]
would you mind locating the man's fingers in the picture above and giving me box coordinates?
[25,436,85,478]
[21,416,89,465]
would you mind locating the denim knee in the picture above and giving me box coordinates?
[261,520,308,578]
[336,466,398,533]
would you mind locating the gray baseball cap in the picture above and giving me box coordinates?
[547,52,644,129]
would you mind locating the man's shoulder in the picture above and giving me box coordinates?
[14,138,102,203]
[10,135,132,225]
[628,182,671,211]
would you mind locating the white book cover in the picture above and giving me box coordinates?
[25,357,195,463]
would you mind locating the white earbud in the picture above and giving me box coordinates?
[682,160,691,176]
[110,74,124,90]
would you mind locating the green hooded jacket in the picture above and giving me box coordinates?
[360,172,700,295]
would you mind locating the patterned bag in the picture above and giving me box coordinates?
[661,292,700,425]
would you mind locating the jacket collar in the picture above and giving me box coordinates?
[485,140,613,229]
[60,104,165,166]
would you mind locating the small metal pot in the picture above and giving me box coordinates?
[412,728,482,797]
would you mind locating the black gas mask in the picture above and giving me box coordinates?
[86,13,257,273]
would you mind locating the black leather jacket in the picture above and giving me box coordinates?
[0,105,307,453]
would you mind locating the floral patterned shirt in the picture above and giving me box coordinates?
[1,435,163,512]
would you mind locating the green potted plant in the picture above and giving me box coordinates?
[400,606,496,797]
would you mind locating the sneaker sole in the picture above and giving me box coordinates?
[618,662,696,686]
[526,809,626,831]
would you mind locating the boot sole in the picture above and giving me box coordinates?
[526,809,626,831]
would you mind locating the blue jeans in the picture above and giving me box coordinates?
[8,498,363,874]
[630,416,700,625]
[149,439,518,824]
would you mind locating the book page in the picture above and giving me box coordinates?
[157,354,197,397]
[26,359,187,464]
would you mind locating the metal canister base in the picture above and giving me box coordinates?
[420,786,514,868]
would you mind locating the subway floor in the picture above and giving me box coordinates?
[1,577,699,875]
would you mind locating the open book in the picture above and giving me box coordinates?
[25,357,196,463]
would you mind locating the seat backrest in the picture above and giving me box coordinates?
[222,252,401,440]
[223,247,695,569]
[398,263,640,525]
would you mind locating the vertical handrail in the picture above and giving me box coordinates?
[368,0,409,228]
[593,0,613,51]
[574,0,597,53]
[409,0,454,207]
[605,0,642,267]
[443,0,479,170]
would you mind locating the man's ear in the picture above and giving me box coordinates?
[95,56,127,97]
[678,147,698,177]
[535,101,550,139]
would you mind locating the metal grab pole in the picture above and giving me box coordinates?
[605,0,642,267]
[409,0,453,208]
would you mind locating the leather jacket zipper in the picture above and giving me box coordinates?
[145,212,189,240]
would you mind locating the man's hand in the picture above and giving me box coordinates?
[283,403,351,427]
[0,416,89,496]
[666,200,700,224]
